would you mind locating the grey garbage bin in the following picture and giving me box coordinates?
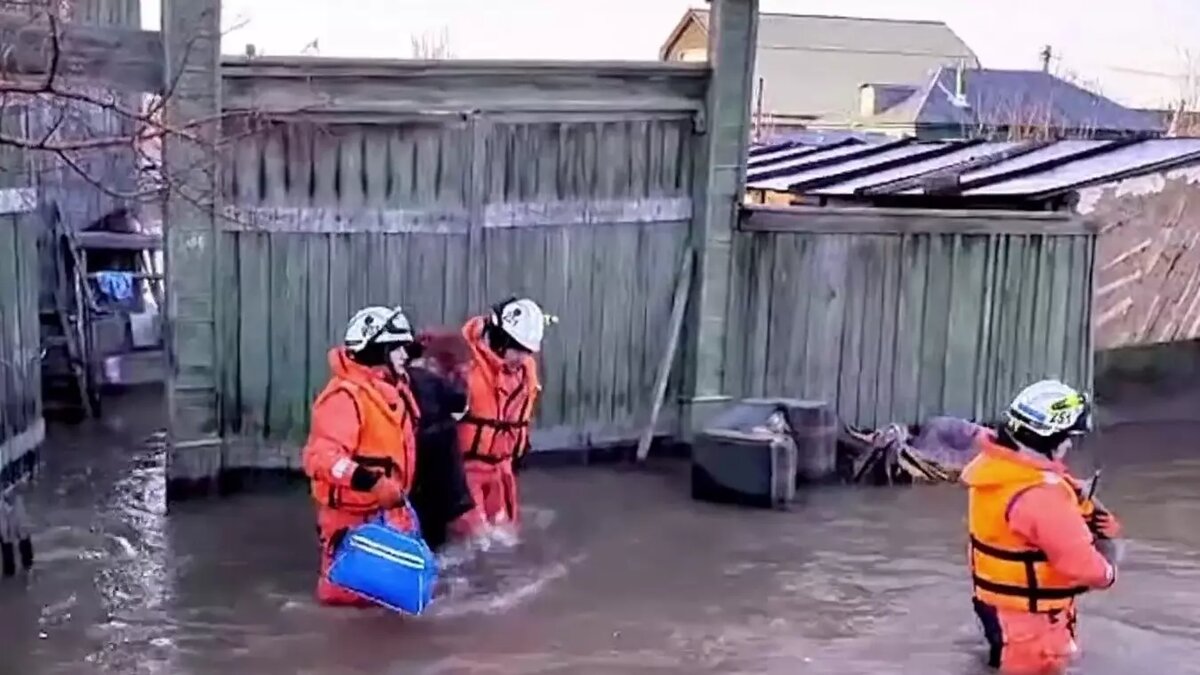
[691,398,837,509]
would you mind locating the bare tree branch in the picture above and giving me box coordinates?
[410,28,454,60]
[0,0,314,232]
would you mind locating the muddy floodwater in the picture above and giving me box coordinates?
[3,389,1200,674]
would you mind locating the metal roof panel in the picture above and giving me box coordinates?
[964,138,1200,196]
[811,141,1020,194]
[780,143,957,190]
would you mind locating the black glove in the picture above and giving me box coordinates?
[512,439,532,474]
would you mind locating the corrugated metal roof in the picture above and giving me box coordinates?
[771,142,961,192]
[748,145,837,171]
[813,141,1023,195]
[965,138,1200,197]
[746,137,1200,201]
[747,139,908,189]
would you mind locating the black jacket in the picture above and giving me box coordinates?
[407,367,474,550]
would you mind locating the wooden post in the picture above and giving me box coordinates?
[161,0,222,501]
[636,246,694,462]
[465,112,489,315]
[681,0,758,436]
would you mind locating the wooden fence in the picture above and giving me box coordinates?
[217,112,698,468]
[0,185,44,481]
[731,206,1096,428]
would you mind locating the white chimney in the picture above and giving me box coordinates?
[859,84,878,117]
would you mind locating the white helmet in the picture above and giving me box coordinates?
[1005,379,1092,437]
[344,305,413,353]
[492,298,554,353]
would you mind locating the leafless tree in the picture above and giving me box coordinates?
[0,0,274,219]
[410,27,454,60]
[961,95,1100,142]
[1166,49,1200,137]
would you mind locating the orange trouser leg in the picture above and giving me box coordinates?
[975,600,1078,674]
[314,505,414,607]
[460,459,521,531]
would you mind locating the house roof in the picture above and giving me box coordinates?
[745,137,1200,205]
[660,9,979,122]
[861,67,1166,135]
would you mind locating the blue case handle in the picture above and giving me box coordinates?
[373,500,423,538]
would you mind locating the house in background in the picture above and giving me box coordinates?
[835,66,1167,140]
[659,9,979,134]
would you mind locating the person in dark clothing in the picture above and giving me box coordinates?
[407,331,476,551]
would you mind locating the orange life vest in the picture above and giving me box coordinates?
[962,437,1090,613]
[309,369,419,513]
[457,316,540,464]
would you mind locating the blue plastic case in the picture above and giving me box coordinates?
[327,507,439,614]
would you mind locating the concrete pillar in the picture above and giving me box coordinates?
[161,0,223,501]
[682,0,758,435]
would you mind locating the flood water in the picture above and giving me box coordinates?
[3,388,1200,674]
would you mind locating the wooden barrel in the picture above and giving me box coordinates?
[773,399,838,484]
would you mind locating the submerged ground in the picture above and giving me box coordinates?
[3,387,1199,674]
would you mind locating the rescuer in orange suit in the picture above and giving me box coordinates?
[454,297,552,538]
[961,379,1124,674]
[302,305,422,606]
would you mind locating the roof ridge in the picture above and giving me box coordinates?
[688,8,953,27]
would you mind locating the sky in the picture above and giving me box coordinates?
[142,0,1200,109]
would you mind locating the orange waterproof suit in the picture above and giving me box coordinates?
[455,316,540,531]
[961,434,1116,674]
[302,347,419,606]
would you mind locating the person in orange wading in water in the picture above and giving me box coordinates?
[961,379,1124,674]
[302,305,422,606]
[453,297,552,544]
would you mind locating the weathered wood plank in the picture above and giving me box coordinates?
[782,234,812,398]
[236,233,270,437]
[891,235,926,422]
[538,226,569,426]
[16,210,40,429]
[742,205,1094,236]
[873,235,902,422]
[720,233,748,396]
[222,59,708,115]
[1062,237,1089,389]
[998,236,1027,406]
[304,234,331,412]
[219,198,692,233]
[218,232,240,432]
[837,237,867,422]
[973,235,999,420]
[1013,236,1038,390]
[944,235,986,419]
[326,233,353,354]
[744,233,773,398]
[594,227,621,427]
[0,215,15,448]
[562,224,593,427]
[0,11,163,92]
[857,236,887,426]
[281,235,311,443]
[761,233,789,397]
[806,236,849,405]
